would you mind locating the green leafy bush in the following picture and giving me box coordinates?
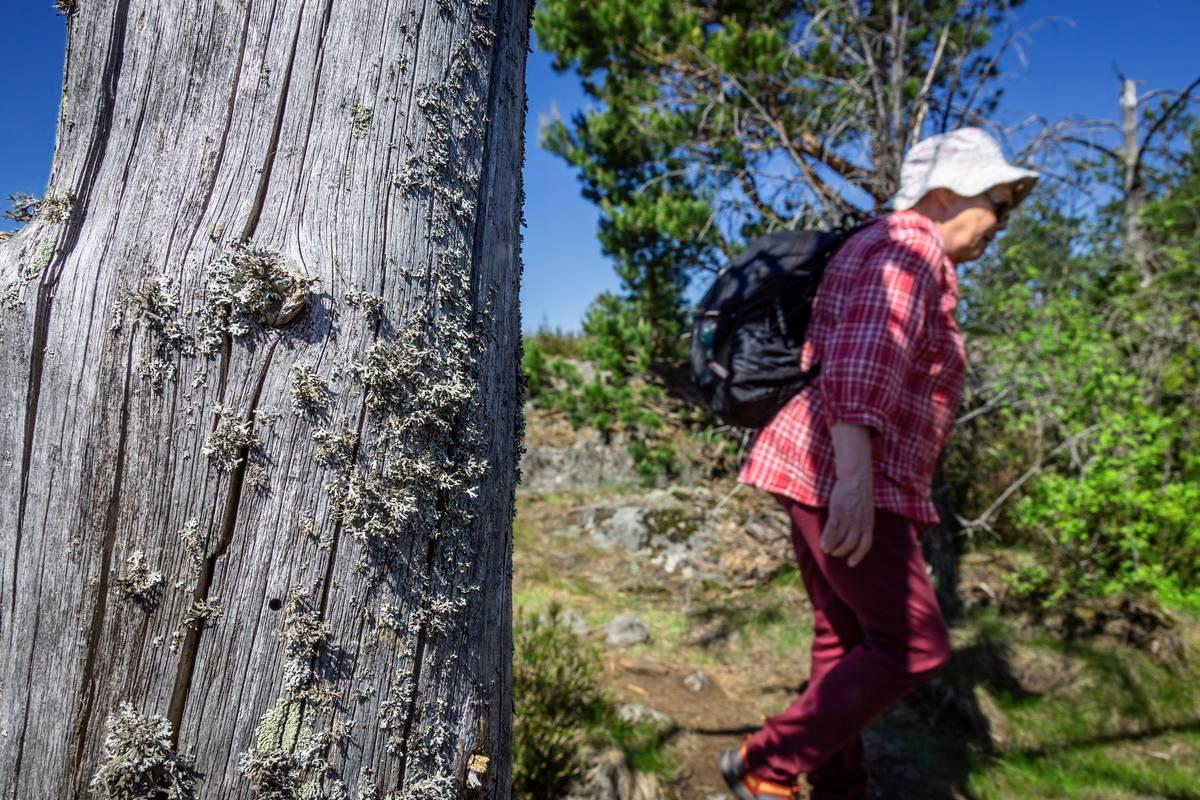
[519,302,680,483]
[954,129,1200,612]
[522,338,551,400]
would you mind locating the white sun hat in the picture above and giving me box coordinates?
[891,127,1039,211]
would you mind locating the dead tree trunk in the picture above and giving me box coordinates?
[1121,77,1153,282]
[0,1,528,797]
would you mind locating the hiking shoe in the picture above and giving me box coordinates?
[718,746,797,799]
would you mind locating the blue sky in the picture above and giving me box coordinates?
[3,1,1197,332]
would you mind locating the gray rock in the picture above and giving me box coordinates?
[683,670,710,693]
[519,428,641,492]
[541,607,589,637]
[564,749,666,800]
[616,703,673,728]
[680,618,728,647]
[606,612,650,647]
[744,514,789,545]
[581,489,716,576]
[587,506,652,553]
[558,608,590,637]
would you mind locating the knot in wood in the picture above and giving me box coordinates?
[260,270,310,327]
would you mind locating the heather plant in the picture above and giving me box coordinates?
[512,608,605,798]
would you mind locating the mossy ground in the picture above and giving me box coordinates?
[514,484,1200,799]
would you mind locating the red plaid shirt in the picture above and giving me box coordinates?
[739,210,967,525]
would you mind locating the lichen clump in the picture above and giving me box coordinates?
[113,550,164,611]
[350,104,374,140]
[3,188,73,224]
[245,463,270,491]
[202,403,263,473]
[311,423,359,470]
[38,188,75,223]
[238,718,350,800]
[344,290,386,318]
[198,243,316,353]
[238,591,351,799]
[89,702,198,800]
[2,240,56,309]
[170,599,225,653]
[184,598,224,626]
[238,749,296,799]
[176,518,204,589]
[280,587,332,700]
[127,275,195,391]
[288,365,331,415]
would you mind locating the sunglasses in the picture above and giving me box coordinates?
[983,192,1014,223]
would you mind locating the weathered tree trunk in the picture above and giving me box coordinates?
[0,1,528,797]
[1121,77,1153,282]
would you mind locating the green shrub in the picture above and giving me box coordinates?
[954,139,1200,613]
[527,326,587,359]
[513,607,605,798]
[522,338,551,400]
[512,607,677,796]
[1011,410,1200,609]
[580,292,658,374]
[520,326,678,484]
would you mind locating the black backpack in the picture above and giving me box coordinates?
[690,225,864,428]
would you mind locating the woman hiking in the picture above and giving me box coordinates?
[720,127,1038,800]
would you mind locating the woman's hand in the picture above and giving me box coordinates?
[821,472,875,567]
[821,423,876,567]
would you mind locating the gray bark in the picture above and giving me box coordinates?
[0,1,528,797]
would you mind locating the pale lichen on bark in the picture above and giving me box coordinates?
[202,403,264,473]
[1,240,56,309]
[344,290,386,318]
[169,599,224,653]
[239,589,351,799]
[288,364,332,415]
[174,518,204,589]
[89,703,198,800]
[113,550,165,611]
[350,104,374,140]
[126,275,195,391]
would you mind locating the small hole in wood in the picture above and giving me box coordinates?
[268,598,282,611]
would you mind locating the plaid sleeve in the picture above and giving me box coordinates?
[820,236,938,435]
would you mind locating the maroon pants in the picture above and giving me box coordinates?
[742,497,951,799]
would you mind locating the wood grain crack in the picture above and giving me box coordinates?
[56,0,133,264]
[7,609,42,800]
[167,339,278,741]
[68,332,138,782]
[182,0,254,261]
[13,0,137,615]
[394,540,436,790]
[10,278,54,618]
[467,0,505,323]
[239,3,308,242]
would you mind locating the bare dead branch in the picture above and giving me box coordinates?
[1135,74,1200,182]
[959,424,1100,534]
[909,19,953,147]
[955,386,1013,425]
